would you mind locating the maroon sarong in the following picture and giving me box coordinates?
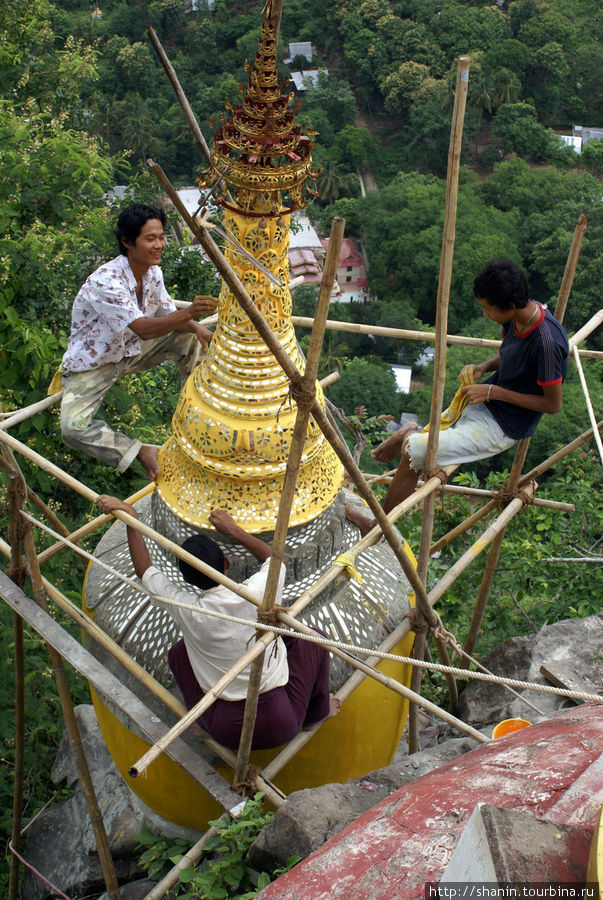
[168,633,331,750]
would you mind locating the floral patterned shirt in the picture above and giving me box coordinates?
[61,255,176,373]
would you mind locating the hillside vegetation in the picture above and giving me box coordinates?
[0,0,601,890]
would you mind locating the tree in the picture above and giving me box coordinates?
[382,61,431,117]
[332,125,379,171]
[328,356,403,418]
[492,68,521,108]
[316,159,359,203]
[580,139,603,176]
[301,73,358,134]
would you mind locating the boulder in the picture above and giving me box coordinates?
[458,613,602,727]
[20,705,200,900]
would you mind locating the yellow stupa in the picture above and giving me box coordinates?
[156,9,343,531]
[84,1,415,833]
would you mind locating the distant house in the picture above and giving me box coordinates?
[289,70,327,92]
[559,124,603,154]
[288,213,326,288]
[289,248,323,285]
[320,236,369,303]
[284,42,313,65]
[391,365,412,394]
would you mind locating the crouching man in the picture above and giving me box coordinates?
[97,495,340,749]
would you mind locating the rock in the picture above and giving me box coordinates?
[20,705,202,900]
[247,735,475,871]
[458,613,603,727]
[97,879,162,900]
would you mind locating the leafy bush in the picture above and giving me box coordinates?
[138,793,301,898]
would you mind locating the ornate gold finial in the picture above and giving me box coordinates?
[196,9,319,218]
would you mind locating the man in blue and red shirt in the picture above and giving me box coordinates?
[347,259,569,535]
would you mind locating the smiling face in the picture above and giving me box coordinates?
[122,218,166,273]
[477,296,516,327]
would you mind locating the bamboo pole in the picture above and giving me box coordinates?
[2,441,27,900]
[0,446,121,899]
[519,421,603,486]
[430,499,498,557]
[573,345,603,464]
[554,213,587,323]
[24,529,121,899]
[364,475,573,511]
[143,824,222,900]
[25,486,70,536]
[462,441,531,663]
[0,392,62,431]
[37,483,155,565]
[232,217,345,787]
[146,26,211,165]
[569,310,603,349]
[411,56,470,743]
[290,316,602,359]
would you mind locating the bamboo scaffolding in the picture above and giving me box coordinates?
[573,345,603,464]
[410,56,470,747]
[519,421,603,487]
[0,532,286,808]
[461,219,584,664]
[554,213,587,324]
[2,440,27,900]
[289,317,601,359]
[149,157,460,688]
[363,473,574,512]
[232,217,345,788]
[0,447,121,899]
[0,392,62,431]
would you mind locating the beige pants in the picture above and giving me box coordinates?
[60,332,200,472]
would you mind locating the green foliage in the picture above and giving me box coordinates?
[138,794,301,898]
[328,356,404,419]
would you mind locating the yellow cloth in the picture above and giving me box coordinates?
[335,551,363,585]
[47,368,63,395]
[422,368,475,433]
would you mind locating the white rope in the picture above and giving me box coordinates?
[25,512,602,705]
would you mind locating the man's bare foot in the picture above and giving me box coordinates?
[137,444,161,481]
[302,694,341,732]
[371,422,420,463]
[346,504,375,537]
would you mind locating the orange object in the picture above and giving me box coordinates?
[492,717,532,738]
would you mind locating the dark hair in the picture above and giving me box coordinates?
[473,259,530,310]
[116,203,166,255]
[178,534,225,591]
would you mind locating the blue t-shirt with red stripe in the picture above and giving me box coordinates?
[485,305,569,439]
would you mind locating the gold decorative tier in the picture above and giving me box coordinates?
[197,8,318,217]
[156,210,344,532]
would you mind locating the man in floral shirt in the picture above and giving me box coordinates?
[60,203,214,480]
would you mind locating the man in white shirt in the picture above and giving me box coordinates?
[96,495,339,750]
[60,203,215,480]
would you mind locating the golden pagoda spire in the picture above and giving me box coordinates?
[155,4,342,533]
[197,2,318,217]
